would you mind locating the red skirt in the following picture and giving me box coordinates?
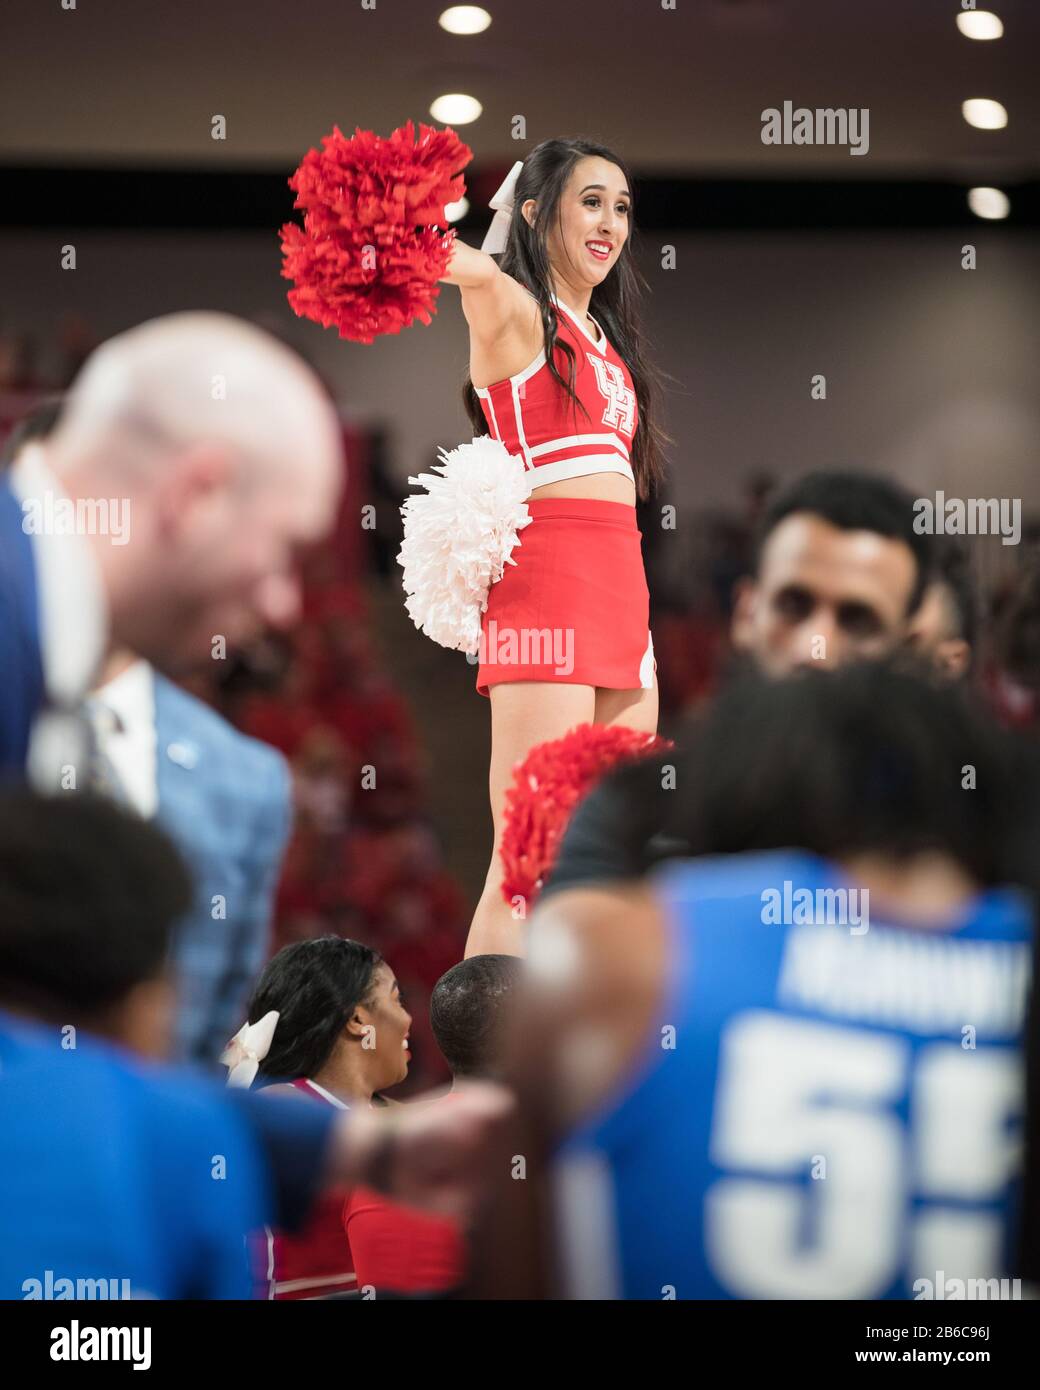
[476,498,655,697]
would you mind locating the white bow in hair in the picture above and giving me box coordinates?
[221,1010,280,1089]
[480,159,524,255]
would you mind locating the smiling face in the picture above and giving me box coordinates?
[352,962,413,1091]
[528,155,631,291]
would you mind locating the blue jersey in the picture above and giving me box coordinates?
[0,1014,271,1300]
[552,851,1032,1300]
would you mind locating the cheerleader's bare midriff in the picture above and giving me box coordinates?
[527,471,637,505]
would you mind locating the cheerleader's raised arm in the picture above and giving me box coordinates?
[438,236,495,287]
[439,237,542,382]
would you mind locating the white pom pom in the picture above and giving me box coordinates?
[397,436,532,654]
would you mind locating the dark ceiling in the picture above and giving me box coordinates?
[2,0,1035,180]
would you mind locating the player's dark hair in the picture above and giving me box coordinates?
[248,936,383,1082]
[0,790,192,1017]
[429,954,523,1079]
[461,136,672,501]
[754,471,933,614]
[667,664,1033,889]
[0,395,65,469]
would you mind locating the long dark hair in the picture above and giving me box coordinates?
[248,936,383,1082]
[462,136,672,502]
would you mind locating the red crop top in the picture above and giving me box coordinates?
[474,291,638,488]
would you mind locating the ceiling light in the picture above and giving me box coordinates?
[439,6,492,35]
[430,93,483,124]
[956,11,1003,40]
[962,98,1008,130]
[968,187,1010,220]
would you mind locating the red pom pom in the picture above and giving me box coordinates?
[498,724,675,910]
[279,120,474,344]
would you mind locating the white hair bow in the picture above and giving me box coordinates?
[480,160,525,255]
[221,1010,280,1089]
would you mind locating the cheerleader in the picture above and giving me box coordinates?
[437,139,670,956]
[225,936,463,1298]
[280,127,670,958]
[227,936,412,1299]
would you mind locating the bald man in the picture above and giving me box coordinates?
[0,312,343,783]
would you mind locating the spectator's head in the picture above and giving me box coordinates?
[905,541,976,682]
[248,936,412,1097]
[668,663,1031,897]
[994,564,1040,694]
[42,313,344,674]
[0,395,65,470]
[0,790,192,1057]
[732,472,931,676]
[430,955,523,1081]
